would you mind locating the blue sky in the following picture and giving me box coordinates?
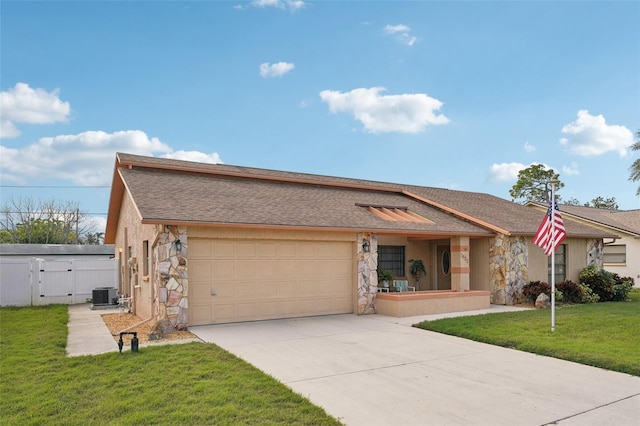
[1,0,638,233]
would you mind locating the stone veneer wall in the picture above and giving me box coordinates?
[357,232,378,315]
[505,236,528,305]
[587,239,603,268]
[489,234,507,304]
[489,234,529,305]
[154,226,188,330]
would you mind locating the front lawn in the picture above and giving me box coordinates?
[415,289,640,376]
[0,305,342,426]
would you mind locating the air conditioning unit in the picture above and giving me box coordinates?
[92,287,118,306]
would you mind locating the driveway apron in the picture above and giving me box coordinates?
[190,314,640,426]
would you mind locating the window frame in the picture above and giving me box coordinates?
[603,244,626,265]
[547,244,567,283]
[378,245,405,277]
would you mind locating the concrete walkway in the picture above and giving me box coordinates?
[191,308,640,426]
[66,303,200,356]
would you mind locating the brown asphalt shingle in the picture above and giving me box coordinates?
[114,153,616,238]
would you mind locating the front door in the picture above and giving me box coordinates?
[436,245,451,290]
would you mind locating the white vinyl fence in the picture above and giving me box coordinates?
[0,257,118,306]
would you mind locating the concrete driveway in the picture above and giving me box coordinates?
[191,313,640,426]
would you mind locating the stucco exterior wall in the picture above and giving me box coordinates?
[376,235,432,290]
[113,190,156,319]
[469,238,490,291]
[603,236,639,286]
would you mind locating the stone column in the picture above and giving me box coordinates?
[356,232,377,315]
[450,236,470,292]
[154,225,189,329]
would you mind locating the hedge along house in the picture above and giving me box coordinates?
[104,153,614,327]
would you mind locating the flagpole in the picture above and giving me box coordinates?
[550,183,556,332]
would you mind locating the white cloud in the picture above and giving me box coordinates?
[162,150,222,164]
[0,130,222,186]
[524,142,536,153]
[319,87,449,134]
[562,162,580,176]
[488,162,528,182]
[384,24,417,46]
[0,82,71,138]
[560,110,633,157]
[259,62,295,78]
[250,0,306,11]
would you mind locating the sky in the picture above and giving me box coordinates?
[1,0,639,234]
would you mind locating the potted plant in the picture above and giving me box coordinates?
[377,269,394,289]
[409,259,427,287]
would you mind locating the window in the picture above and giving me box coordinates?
[603,245,626,265]
[378,246,405,276]
[548,244,566,283]
[142,240,149,276]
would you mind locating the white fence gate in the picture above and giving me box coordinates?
[0,257,118,306]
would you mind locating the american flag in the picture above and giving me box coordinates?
[533,201,566,256]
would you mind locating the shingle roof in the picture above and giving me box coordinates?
[105,153,615,242]
[548,204,640,237]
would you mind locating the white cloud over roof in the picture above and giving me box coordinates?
[488,162,528,182]
[319,87,449,134]
[560,110,633,157]
[259,62,295,78]
[383,23,417,46]
[0,130,222,186]
[250,0,306,11]
[0,83,71,138]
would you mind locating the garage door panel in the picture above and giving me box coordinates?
[278,281,296,297]
[191,260,213,280]
[277,261,296,276]
[236,302,258,319]
[257,243,278,258]
[213,260,235,280]
[192,284,212,300]
[257,260,278,278]
[296,243,316,258]
[190,240,212,258]
[235,242,256,257]
[189,238,353,325]
[277,243,296,257]
[210,241,233,258]
[257,282,279,299]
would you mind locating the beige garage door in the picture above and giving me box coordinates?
[189,239,354,325]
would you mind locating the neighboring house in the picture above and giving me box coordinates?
[0,244,116,306]
[105,153,614,327]
[527,203,639,286]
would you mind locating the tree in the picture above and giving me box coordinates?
[630,130,640,196]
[585,196,618,210]
[0,196,98,244]
[509,164,564,204]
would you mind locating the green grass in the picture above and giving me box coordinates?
[415,289,640,376]
[0,305,342,426]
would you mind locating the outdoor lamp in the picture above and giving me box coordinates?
[175,238,182,252]
[362,238,370,253]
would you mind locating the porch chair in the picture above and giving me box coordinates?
[393,280,415,292]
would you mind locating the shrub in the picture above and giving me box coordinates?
[556,280,583,304]
[522,281,551,303]
[612,274,634,301]
[579,264,615,302]
[554,289,564,304]
[579,283,600,304]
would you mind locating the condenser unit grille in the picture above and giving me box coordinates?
[93,287,117,305]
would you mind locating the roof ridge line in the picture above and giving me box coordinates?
[116,152,403,194]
